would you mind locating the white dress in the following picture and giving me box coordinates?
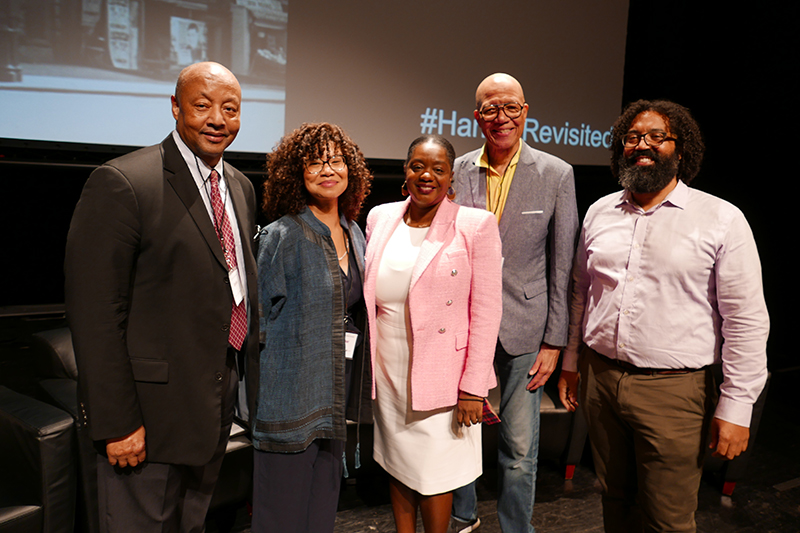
[372,221,482,495]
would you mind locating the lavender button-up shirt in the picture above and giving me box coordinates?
[563,180,769,427]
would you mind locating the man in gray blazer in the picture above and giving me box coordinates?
[65,62,258,532]
[451,73,578,533]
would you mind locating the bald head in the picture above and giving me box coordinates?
[174,62,240,107]
[475,73,525,109]
[473,73,528,160]
[171,62,242,167]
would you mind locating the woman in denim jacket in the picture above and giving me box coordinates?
[251,123,373,532]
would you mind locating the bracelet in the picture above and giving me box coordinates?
[458,397,484,402]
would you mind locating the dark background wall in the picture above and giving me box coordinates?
[2,3,792,371]
[618,3,791,372]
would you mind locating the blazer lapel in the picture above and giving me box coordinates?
[466,156,487,210]
[498,143,537,239]
[162,136,228,269]
[410,199,457,291]
[366,201,405,290]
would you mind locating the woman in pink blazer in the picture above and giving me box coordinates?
[364,135,502,533]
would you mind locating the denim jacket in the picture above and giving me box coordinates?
[253,207,371,453]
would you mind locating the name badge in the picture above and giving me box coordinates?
[345,331,359,360]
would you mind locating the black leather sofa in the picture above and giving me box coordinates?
[26,328,253,532]
[0,386,77,533]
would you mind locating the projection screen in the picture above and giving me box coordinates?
[1,0,628,165]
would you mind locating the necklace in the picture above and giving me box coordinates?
[338,233,350,261]
[404,212,431,228]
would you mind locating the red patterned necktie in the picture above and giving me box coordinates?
[208,169,247,351]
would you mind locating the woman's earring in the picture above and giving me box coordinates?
[401,180,409,197]
[447,183,455,199]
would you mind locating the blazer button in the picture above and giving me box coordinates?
[438,327,446,334]
[222,323,230,332]
[215,372,223,382]
[451,269,458,276]
[446,300,453,306]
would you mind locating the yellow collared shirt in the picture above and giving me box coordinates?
[476,140,522,223]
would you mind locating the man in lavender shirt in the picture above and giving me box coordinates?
[558,99,768,533]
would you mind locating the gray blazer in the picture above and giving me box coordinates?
[453,142,578,356]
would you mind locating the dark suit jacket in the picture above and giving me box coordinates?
[65,134,258,466]
[453,142,578,356]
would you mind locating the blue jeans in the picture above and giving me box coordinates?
[452,347,542,533]
[451,479,478,522]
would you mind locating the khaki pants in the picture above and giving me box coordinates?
[580,348,716,533]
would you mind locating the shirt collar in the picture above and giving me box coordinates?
[618,179,688,212]
[172,130,225,180]
[475,139,523,175]
[663,179,689,208]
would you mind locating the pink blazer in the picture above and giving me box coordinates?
[364,198,503,411]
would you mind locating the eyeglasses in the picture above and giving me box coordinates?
[478,102,525,121]
[622,131,677,148]
[305,156,346,174]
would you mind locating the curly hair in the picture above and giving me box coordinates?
[262,123,373,223]
[610,100,705,184]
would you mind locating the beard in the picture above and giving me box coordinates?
[618,149,679,194]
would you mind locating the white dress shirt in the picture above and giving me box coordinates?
[563,180,769,427]
[172,130,248,308]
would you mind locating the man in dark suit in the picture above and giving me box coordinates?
[65,61,258,532]
[450,73,578,533]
